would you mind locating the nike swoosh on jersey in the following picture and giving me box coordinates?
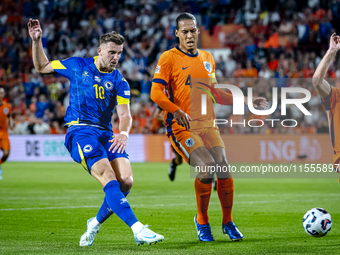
[182,66,190,70]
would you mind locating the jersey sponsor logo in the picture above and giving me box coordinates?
[124,91,130,95]
[155,65,161,74]
[94,76,101,83]
[182,66,190,70]
[83,144,93,153]
[3,107,9,115]
[104,81,114,90]
[185,138,195,147]
[82,71,92,83]
[204,61,212,73]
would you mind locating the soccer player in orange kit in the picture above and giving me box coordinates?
[151,13,268,241]
[0,88,13,180]
[313,33,340,172]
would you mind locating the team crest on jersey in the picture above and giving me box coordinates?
[83,144,93,153]
[104,81,114,90]
[185,138,195,147]
[203,61,212,73]
[94,76,101,83]
[155,65,161,74]
[3,107,9,115]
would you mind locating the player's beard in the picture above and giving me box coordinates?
[105,59,115,72]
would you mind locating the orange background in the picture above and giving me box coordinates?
[200,24,244,49]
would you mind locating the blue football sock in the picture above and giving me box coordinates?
[96,197,113,224]
[103,180,138,227]
[95,189,131,223]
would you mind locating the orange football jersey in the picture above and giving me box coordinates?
[153,46,219,130]
[0,102,11,136]
[321,86,340,169]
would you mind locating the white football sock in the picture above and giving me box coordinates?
[131,221,144,234]
[89,217,101,228]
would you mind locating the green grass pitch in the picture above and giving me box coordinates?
[0,162,339,254]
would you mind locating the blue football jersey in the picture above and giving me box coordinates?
[51,57,130,130]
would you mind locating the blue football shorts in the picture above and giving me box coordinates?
[65,125,128,173]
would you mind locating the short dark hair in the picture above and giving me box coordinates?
[176,13,197,30]
[100,31,125,45]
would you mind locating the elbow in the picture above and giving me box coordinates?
[35,62,51,74]
[312,76,322,89]
[35,67,43,74]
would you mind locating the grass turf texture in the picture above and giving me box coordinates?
[0,162,339,255]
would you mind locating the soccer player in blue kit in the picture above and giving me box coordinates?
[28,18,164,246]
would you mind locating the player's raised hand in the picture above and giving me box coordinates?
[329,33,340,54]
[251,97,268,109]
[28,18,42,41]
[173,109,192,130]
[108,133,128,154]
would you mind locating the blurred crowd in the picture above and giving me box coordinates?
[1,0,340,135]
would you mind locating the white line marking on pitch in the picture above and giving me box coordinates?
[2,193,339,201]
[2,197,337,211]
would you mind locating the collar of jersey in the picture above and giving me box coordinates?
[93,56,115,73]
[175,45,199,57]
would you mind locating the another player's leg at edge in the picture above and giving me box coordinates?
[168,146,183,181]
[0,147,10,180]
[191,146,243,242]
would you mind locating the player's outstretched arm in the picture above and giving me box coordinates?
[214,89,233,105]
[8,114,15,130]
[312,33,340,98]
[28,18,55,74]
[245,97,269,109]
[109,104,132,154]
[151,82,191,130]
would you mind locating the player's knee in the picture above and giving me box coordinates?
[197,164,215,183]
[216,161,231,179]
[198,175,214,184]
[120,175,133,192]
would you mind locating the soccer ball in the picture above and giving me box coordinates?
[303,208,332,237]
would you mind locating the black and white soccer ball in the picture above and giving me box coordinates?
[303,208,332,237]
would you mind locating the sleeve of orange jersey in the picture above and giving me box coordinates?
[7,104,13,130]
[151,51,180,114]
[214,88,233,105]
[210,57,233,106]
[324,86,340,109]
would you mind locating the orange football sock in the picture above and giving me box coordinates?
[217,178,234,225]
[194,177,212,225]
